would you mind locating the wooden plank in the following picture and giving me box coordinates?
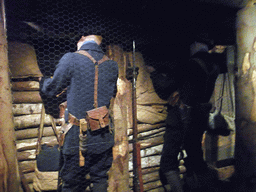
[12,104,42,115]
[140,144,163,158]
[19,160,36,174]
[23,172,34,184]
[19,169,33,192]
[146,187,165,192]
[140,180,163,192]
[16,126,61,140]
[128,123,166,135]
[129,170,160,186]
[129,155,161,171]
[17,149,36,161]
[128,135,164,152]
[14,114,62,129]
[16,136,58,152]
[128,128,165,141]
[28,183,34,192]
[12,91,42,103]
[11,81,39,91]
[14,114,51,129]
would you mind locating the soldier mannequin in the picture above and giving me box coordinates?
[40,35,118,192]
[148,36,226,192]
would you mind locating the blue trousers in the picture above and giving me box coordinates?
[60,147,113,192]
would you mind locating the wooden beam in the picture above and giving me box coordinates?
[107,45,130,192]
[0,1,21,191]
[12,91,42,103]
[11,81,40,91]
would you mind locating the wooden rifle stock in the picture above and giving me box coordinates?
[131,41,144,192]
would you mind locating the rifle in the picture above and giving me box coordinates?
[131,41,144,192]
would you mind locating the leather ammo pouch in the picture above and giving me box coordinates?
[86,106,109,131]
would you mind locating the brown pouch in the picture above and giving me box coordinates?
[86,106,109,131]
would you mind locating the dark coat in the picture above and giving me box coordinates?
[152,50,222,175]
[179,51,220,106]
[150,51,220,106]
[150,61,184,101]
[40,42,118,155]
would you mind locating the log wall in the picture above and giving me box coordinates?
[12,80,61,191]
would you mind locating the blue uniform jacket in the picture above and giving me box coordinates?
[40,42,118,155]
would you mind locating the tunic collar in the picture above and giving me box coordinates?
[79,41,103,53]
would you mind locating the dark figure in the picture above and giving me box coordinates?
[149,39,226,192]
[40,35,118,192]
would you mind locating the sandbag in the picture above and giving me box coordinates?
[8,41,42,78]
[137,105,167,124]
[33,164,58,191]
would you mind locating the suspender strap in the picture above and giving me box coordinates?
[76,50,110,108]
[36,105,60,155]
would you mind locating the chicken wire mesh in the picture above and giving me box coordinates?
[6,1,169,191]
[5,0,236,191]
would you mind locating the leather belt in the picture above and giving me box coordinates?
[68,113,80,126]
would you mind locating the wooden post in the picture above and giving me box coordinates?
[235,0,256,187]
[107,45,130,192]
[0,0,22,191]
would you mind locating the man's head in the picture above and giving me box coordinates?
[190,41,209,56]
[77,35,103,50]
[190,32,215,56]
